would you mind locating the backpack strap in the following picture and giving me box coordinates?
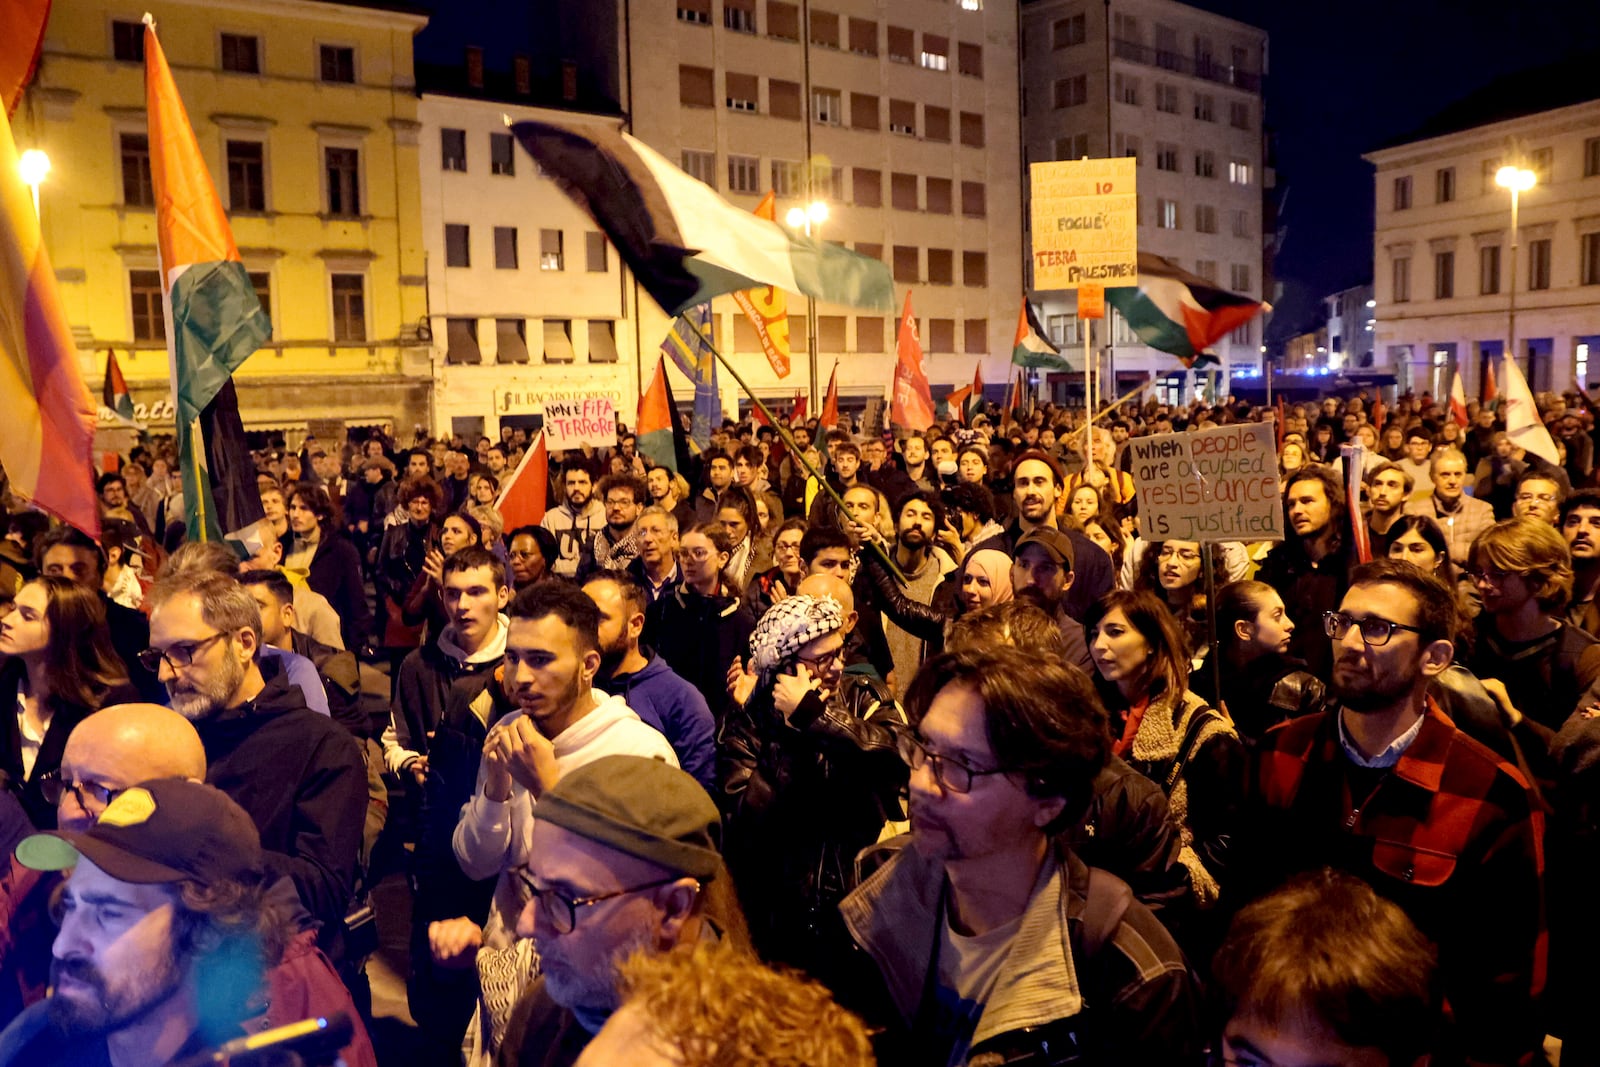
[1165,703,1226,792]
[1079,866,1135,963]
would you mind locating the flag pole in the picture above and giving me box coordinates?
[684,315,907,584]
[189,416,209,543]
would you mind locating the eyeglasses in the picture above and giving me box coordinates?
[136,631,229,673]
[1157,547,1201,562]
[1322,611,1426,647]
[515,871,694,935]
[678,548,714,563]
[40,772,123,810]
[897,733,1012,794]
[792,647,843,675]
[1516,492,1557,504]
[1464,566,1514,586]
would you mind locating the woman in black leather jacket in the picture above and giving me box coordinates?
[1206,580,1325,750]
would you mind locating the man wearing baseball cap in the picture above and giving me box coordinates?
[1011,527,1094,672]
[0,778,282,1067]
[496,755,746,1067]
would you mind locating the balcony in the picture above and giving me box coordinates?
[1112,38,1261,93]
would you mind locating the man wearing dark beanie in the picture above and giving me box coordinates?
[494,755,747,1067]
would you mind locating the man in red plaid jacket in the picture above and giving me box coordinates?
[1243,559,1546,1067]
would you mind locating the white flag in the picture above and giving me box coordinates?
[1499,355,1560,466]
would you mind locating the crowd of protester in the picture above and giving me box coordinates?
[0,384,1597,1066]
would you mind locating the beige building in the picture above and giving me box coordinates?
[1365,96,1600,398]
[1020,0,1267,404]
[566,0,1024,414]
[18,0,433,441]
[418,90,640,441]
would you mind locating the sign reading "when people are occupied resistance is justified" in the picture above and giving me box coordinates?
[1131,422,1284,542]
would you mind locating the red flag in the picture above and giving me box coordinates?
[1482,359,1499,407]
[820,362,839,429]
[1001,375,1016,430]
[496,431,548,528]
[1449,372,1469,428]
[1345,441,1372,564]
[1,0,50,116]
[752,403,772,428]
[1371,396,1385,435]
[790,390,807,425]
[1274,394,1285,452]
[890,293,934,430]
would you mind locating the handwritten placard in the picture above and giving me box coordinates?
[1130,422,1283,542]
[1029,158,1138,291]
[542,395,617,450]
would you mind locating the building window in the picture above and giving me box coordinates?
[1155,83,1178,113]
[1529,239,1552,290]
[319,44,355,84]
[496,319,529,364]
[724,0,754,32]
[1156,198,1179,229]
[543,320,576,362]
[771,80,802,120]
[226,141,266,212]
[1231,264,1251,293]
[1229,100,1250,129]
[813,88,842,125]
[855,242,882,262]
[1053,76,1087,109]
[1047,314,1077,345]
[958,41,982,76]
[1479,245,1500,295]
[1231,209,1249,237]
[494,227,518,270]
[1193,93,1215,121]
[891,172,918,211]
[681,150,715,185]
[586,321,619,364]
[1228,159,1252,185]
[1114,132,1141,162]
[926,319,955,353]
[129,270,164,341]
[1056,133,1089,161]
[1195,204,1217,233]
[220,33,260,74]
[1155,143,1178,172]
[924,106,951,142]
[112,20,144,62]
[677,0,710,24]
[680,65,714,108]
[766,1,799,40]
[849,17,877,55]
[1583,232,1600,286]
[854,168,882,208]
[927,249,954,285]
[963,251,987,287]
[441,129,466,171]
[325,147,360,216]
[1585,137,1600,179]
[1053,14,1086,48]
[585,232,608,273]
[1393,257,1411,303]
[926,177,952,214]
[247,271,272,325]
[1393,175,1412,210]
[849,93,879,131]
[1114,73,1140,106]
[727,154,760,193]
[1532,147,1553,185]
[1229,322,1252,346]
[445,224,470,268]
[964,319,987,354]
[490,132,515,176]
[887,25,914,63]
[120,134,154,207]
[920,34,949,70]
[331,274,365,342]
[856,317,886,353]
[960,111,984,148]
[888,99,915,136]
[892,246,919,282]
[1434,251,1454,299]
[446,318,482,365]
[771,160,802,196]
[1194,149,1216,178]
[961,181,985,218]
[1435,167,1455,204]
[1195,259,1217,282]
[725,71,759,112]
[809,10,840,48]
[818,316,846,351]
[540,229,564,271]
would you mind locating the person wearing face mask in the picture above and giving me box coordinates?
[1208,581,1324,749]
[719,594,907,990]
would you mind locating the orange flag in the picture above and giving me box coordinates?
[890,292,934,430]
[496,431,549,529]
[730,191,792,377]
[820,362,839,429]
[1,0,51,116]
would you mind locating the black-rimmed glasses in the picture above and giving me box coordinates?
[1322,611,1425,647]
[39,772,123,810]
[896,732,1013,794]
[136,632,229,674]
[515,871,695,934]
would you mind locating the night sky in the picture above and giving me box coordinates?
[409,0,1600,340]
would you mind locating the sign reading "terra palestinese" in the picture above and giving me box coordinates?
[1028,157,1138,291]
[542,396,617,450]
[1131,422,1284,542]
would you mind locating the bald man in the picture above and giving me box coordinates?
[797,573,860,640]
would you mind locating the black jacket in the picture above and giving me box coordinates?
[0,660,139,829]
[1062,757,1192,919]
[975,521,1114,623]
[197,664,367,933]
[388,636,503,768]
[643,586,755,726]
[289,629,367,739]
[102,595,164,703]
[1253,533,1358,681]
[285,531,370,651]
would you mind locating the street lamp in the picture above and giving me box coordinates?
[784,199,828,407]
[18,149,49,218]
[1496,164,1536,375]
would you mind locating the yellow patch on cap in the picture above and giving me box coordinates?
[96,787,156,828]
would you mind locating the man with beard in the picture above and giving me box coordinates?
[1403,448,1495,565]
[542,459,605,579]
[439,584,675,1059]
[1562,490,1600,636]
[0,779,286,1067]
[1364,461,1412,549]
[1008,527,1095,673]
[144,573,366,944]
[486,444,510,488]
[692,452,735,525]
[582,573,715,792]
[882,491,956,696]
[494,757,735,1067]
[838,647,1197,1065]
[624,507,682,605]
[1255,467,1357,680]
[576,474,646,579]
[1243,559,1545,1066]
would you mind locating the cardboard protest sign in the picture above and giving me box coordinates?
[542,395,617,451]
[1028,158,1138,291]
[1130,422,1283,542]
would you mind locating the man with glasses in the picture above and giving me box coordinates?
[577,474,647,579]
[1243,559,1546,1066]
[839,646,1197,1066]
[144,572,367,948]
[1511,469,1564,525]
[495,755,731,1067]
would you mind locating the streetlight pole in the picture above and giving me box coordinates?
[786,201,828,409]
[1496,164,1535,375]
[19,149,50,218]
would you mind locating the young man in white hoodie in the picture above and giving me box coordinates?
[431,581,676,1063]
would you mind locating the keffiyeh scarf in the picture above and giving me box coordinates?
[749,594,844,681]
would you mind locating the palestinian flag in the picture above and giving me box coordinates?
[637,356,679,473]
[1105,252,1266,368]
[509,120,893,317]
[967,363,985,422]
[1012,299,1070,371]
[146,18,271,550]
[102,349,140,428]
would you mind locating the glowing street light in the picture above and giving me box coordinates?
[18,149,50,217]
[785,200,829,234]
[1495,165,1536,372]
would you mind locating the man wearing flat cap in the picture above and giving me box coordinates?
[494,755,745,1067]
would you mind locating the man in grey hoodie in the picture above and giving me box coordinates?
[542,458,605,578]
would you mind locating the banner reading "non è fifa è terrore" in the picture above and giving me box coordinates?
[1130,422,1283,542]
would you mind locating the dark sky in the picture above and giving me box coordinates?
[410,2,1600,338]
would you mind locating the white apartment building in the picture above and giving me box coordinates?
[418,93,639,440]
[1365,97,1600,398]
[1020,0,1267,405]
[571,0,1023,414]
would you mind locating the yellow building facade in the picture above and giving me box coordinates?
[18,0,432,439]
